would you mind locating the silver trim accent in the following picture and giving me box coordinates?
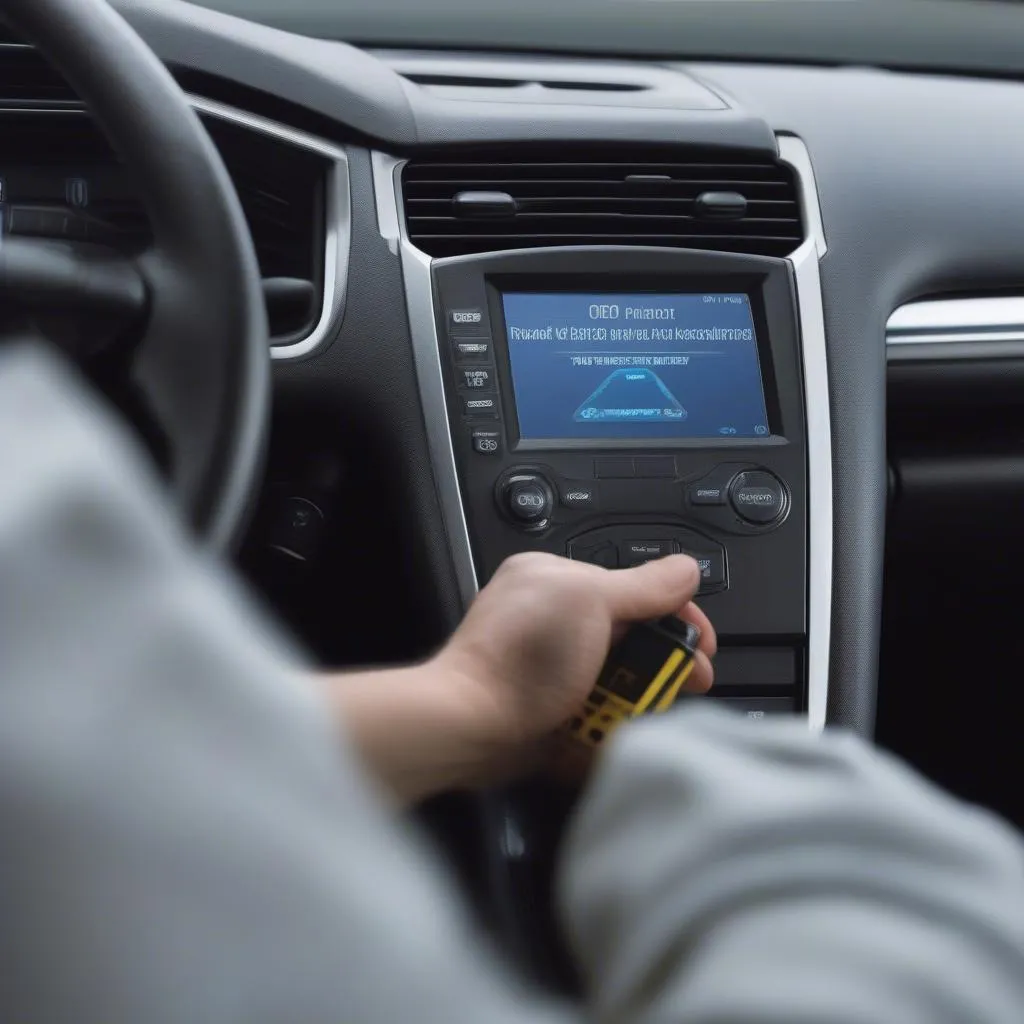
[372,152,480,603]
[778,135,832,733]
[0,96,351,360]
[186,96,351,361]
[376,140,834,732]
[887,296,1024,349]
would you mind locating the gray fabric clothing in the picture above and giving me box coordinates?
[2,343,1024,1022]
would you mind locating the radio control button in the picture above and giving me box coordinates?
[500,472,555,531]
[686,551,726,591]
[621,539,675,566]
[459,367,494,390]
[453,339,491,362]
[471,430,501,455]
[729,470,787,525]
[449,308,486,333]
[688,482,727,506]
[560,484,597,510]
[461,394,498,418]
[508,482,549,521]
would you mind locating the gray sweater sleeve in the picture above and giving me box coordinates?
[2,344,1024,1024]
[562,708,1024,1022]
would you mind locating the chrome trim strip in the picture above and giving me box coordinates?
[186,96,351,362]
[372,152,480,603]
[778,135,832,733]
[887,296,1024,348]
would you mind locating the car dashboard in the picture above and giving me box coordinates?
[3,0,1023,852]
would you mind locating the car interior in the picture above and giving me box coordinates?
[4,0,1024,994]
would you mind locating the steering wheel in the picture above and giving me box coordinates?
[0,0,270,551]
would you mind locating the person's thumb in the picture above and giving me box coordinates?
[596,554,701,623]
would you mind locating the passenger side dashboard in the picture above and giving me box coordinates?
[881,295,1024,823]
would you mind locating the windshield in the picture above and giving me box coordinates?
[187,0,1024,81]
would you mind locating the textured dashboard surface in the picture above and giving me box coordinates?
[112,0,775,150]
[273,150,465,636]
[692,63,1024,734]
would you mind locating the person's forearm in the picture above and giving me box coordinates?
[323,661,506,804]
[560,705,1024,1022]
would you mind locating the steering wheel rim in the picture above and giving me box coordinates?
[1,0,270,551]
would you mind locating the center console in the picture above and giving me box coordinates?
[374,134,830,988]
[432,247,807,716]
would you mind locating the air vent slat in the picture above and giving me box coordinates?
[407,197,798,207]
[406,178,791,189]
[413,213,799,226]
[408,162,782,172]
[403,147,803,258]
[406,188,792,204]
[414,234,802,243]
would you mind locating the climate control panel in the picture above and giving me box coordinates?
[454,452,805,640]
[491,460,791,540]
[568,524,728,594]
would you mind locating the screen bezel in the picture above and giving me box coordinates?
[486,272,787,451]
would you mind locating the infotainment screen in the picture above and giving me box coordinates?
[501,292,771,442]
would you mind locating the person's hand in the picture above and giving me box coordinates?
[327,553,715,802]
[434,552,716,772]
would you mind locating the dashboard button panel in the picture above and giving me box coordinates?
[569,525,727,594]
[620,538,674,565]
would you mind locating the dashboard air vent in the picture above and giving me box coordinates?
[0,108,328,343]
[402,72,644,94]
[402,147,803,259]
[0,43,78,105]
[203,118,325,291]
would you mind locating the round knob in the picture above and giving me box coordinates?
[501,472,555,530]
[729,469,788,526]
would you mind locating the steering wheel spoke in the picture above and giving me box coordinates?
[0,235,147,321]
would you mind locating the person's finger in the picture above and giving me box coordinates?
[683,649,714,694]
[675,600,718,659]
[596,554,700,622]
